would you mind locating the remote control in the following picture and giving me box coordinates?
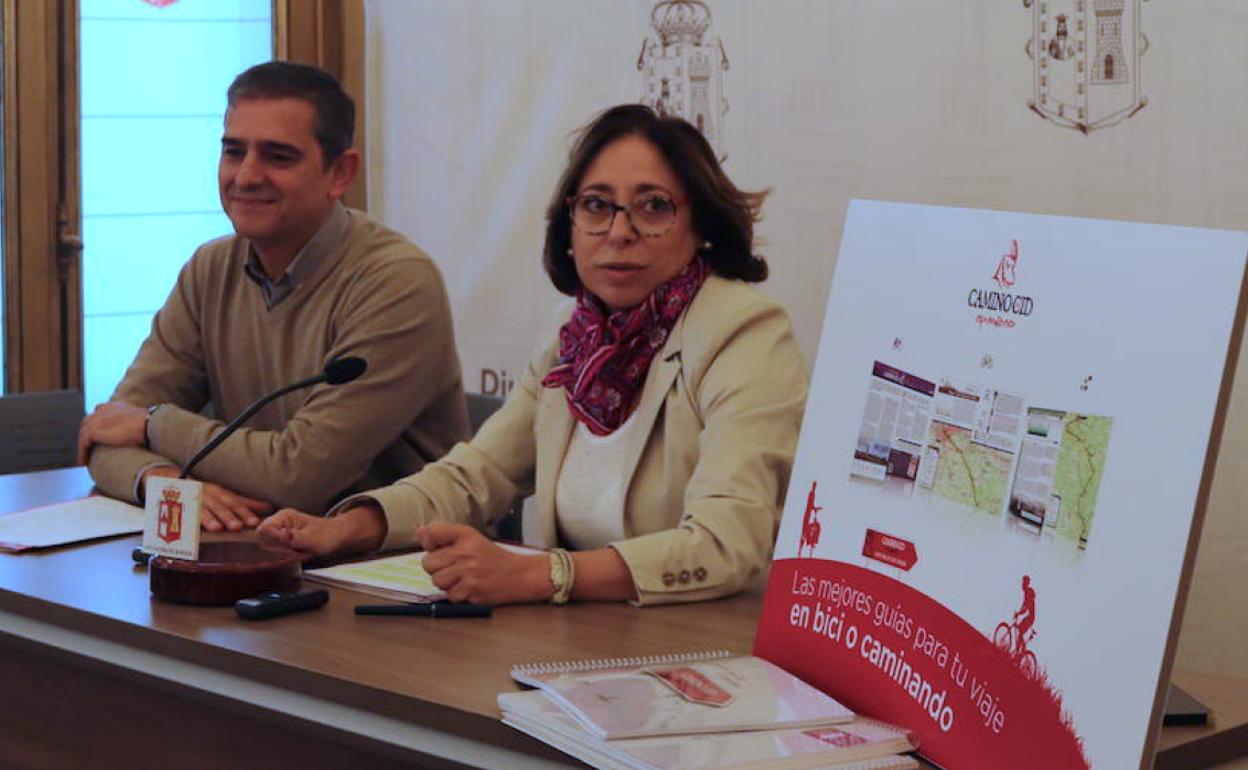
[235,589,329,621]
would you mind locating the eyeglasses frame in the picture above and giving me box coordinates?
[566,192,686,239]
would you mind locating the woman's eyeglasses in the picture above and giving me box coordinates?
[567,192,681,238]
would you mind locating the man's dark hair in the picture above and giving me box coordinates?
[227,61,355,166]
[543,103,769,295]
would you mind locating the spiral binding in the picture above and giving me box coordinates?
[512,649,732,676]
[838,759,915,770]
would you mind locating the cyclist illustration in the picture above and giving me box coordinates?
[798,481,822,558]
[994,574,1039,679]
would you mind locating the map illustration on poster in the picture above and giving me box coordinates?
[754,200,1247,769]
[850,359,1110,555]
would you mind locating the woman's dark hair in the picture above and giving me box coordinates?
[543,104,769,295]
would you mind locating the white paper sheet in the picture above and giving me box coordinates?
[0,496,144,552]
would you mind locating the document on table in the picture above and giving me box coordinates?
[306,551,445,601]
[0,496,145,552]
[305,542,540,602]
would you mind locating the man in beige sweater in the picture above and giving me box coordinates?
[76,61,468,531]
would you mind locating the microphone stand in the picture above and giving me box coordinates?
[131,357,366,567]
[179,371,328,479]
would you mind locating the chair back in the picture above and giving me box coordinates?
[463,392,524,541]
[466,392,505,436]
[0,390,85,475]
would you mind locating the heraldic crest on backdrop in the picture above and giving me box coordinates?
[637,0,730,158]
[754,200,1247,769]
[1022,0,1151,133]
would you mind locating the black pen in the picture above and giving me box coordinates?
[354,602,493,618]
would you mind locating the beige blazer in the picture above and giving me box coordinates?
[359,274,809,605]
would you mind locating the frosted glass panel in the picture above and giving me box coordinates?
[84,315,161,410]
[80,19,270,118]
[80,0,271,409]
[82,117,226,215]
[83,213,230,316]
[83,0,268,20]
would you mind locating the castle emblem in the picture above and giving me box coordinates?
[638,0,729,157]
[1023,0,1150,133]
[157,486,184,544]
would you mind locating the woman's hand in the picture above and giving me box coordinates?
[257,504,387,557]
[417,522,551,605]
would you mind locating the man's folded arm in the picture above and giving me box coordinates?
[145,258,463,513]
[90,449,179,503]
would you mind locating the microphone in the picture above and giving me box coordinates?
[179,356,367,479]
[324,356,366,385]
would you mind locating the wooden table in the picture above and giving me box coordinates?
[0,467,1244,770]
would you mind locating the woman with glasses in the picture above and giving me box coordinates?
[258,104,808,606]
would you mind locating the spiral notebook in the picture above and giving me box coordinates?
[499,688,918,770]
[510,650,854,740]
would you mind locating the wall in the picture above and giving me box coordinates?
[365,0,1248,678]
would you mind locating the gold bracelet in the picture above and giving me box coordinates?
[548,547,575,604]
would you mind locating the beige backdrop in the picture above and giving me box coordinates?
[366,0,1248,678]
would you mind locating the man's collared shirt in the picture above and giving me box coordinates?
[243,202,348,309]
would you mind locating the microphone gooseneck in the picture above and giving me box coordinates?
[179,356,367,480]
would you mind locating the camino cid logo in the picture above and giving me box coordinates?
[970,240,1035,329]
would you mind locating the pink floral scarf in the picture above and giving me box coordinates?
[542,257,710,435]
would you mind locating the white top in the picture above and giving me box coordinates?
[554,413,641,550]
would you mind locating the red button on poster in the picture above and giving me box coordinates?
[862,528,918,570]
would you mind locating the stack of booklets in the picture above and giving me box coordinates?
[499,651,918,770]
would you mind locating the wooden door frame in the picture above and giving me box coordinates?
[274,0,367,211]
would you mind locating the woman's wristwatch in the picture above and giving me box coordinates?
[548,547,575,604]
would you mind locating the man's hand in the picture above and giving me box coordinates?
[257,504,387,557]
[77,401,149,464]
[142,466,273,532]
[417,523,550,605]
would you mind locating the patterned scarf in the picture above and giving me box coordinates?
[542,257,710,435]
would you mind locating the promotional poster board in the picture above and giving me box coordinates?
[753,200,1248,769]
